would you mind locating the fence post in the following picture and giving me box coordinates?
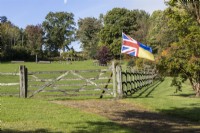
[116,66,123,98]
[112,61,116,97]
[19,65,28,98]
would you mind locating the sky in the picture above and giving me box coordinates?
[0,0,167,51]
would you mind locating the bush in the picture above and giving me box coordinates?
[96,46,112,65]
[127,59,135,67]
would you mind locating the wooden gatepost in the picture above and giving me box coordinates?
[116,65,123,98]
[111,61,123,98]
[19,65,28,98]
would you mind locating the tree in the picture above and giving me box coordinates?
[157,7,200,97]
[0,19,12,60]
[159,29,200,97]
[0,20,22,60]
[76,17,102,59]
[132,10,150,44]
[42,12,76,56]
[96,46,112,65]
[0,16,7,23]
[167,0,200,25]
[25,25,43,62]
[99,8,137,58]
[146,10,179,54]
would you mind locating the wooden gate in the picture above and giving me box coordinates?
[27,68,114,99]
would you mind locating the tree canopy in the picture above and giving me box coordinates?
[156,4,200,96]
[167,0,200,24]
[42,12,76,54]
[25,25,43,62]
[76,17,102,59]
[99,8,137,58]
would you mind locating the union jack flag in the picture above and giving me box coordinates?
[121,33,139,57]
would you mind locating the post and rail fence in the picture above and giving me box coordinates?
[0,61,158,99]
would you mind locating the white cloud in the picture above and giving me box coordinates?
[64,0,67,4]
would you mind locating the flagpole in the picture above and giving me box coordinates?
[120,31,123,65]
[120,52,122,65]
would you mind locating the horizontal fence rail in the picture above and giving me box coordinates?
[0,72,19,76]
[0,72,20,96]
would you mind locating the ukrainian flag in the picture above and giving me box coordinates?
[138,42,155,61]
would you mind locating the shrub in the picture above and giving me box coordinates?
[96,46,112,65]
[127,59,135,67]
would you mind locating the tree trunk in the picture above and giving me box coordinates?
[198,18,200,25]
[195,83,200,97]
[189,77,200,97]
[35,54,38,63]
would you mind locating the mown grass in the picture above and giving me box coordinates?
[123,77,200,122]
[0,60,107,72]
[1,97,134,133]
[1,60,200,130]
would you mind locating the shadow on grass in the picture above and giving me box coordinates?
[145,81,162,97]
[1,129,62,133]
[59,104,199,133]
[63,121,134,133]
[172,93,196,98]
[158,106,200,122]
[131,80,162,98]
[2,122,134,133]
[114,110,200,133]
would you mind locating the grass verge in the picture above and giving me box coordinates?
[0,60,107,72]
[1,97,134,133]
[123,77,200,122]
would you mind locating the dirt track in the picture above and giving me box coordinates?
[53,99,200,133]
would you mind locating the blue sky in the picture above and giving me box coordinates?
[0,0,167,51]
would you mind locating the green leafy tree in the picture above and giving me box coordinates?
[132,10,150,44]
[42,12,76,56]
[0,19,13,60]
[167,0,200,25]
[0,20,22,60]
[0,16,7,23]
[25,25,43,62]
[157,7,200,97]
[76,17,102,59]
[99,8,137,58]
[147,9,180,54]
[159,29,200,97]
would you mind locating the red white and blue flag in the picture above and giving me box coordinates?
[121,32,139,57]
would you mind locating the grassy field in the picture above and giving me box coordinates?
[124,77,200,122]
[0,60,107,72]
[1,60,200,132]
[1,97,133,133]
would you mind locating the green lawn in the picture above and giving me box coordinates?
[1,61,131,132]
[0,60,107,72]
[124,77,200,121]
[1,97,133,133]
[1,60,200,133]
